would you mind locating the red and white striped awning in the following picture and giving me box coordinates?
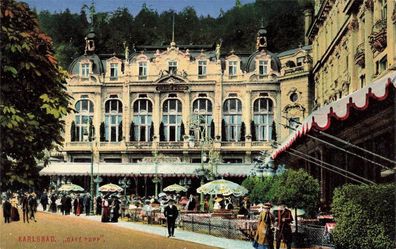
[272,71,396,159]
[39,162,253,178]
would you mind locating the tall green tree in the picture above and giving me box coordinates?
[1,0,71,187]
[270,169,320,233]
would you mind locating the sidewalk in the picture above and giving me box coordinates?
[81,214,252,249]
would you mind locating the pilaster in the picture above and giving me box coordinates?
[365,7,374,82]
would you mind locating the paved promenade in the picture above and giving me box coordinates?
[82,214,252,249]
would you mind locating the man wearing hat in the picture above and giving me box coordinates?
[253,202,275,249]
[275,204,293,249]
[164,198,179,237]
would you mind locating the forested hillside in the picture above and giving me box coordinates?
[35,0,312,68]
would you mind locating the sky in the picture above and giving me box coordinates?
[23,0,256,17]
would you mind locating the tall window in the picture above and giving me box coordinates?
[228,61,237,78]
[110,63,118,80]
[259,60,268,76]
[223,98,242,141]
[192,98,213,140]
[198,61,207,78]
[105,99,123,142]
[296,57,304,66]
[168,61,177,74]
[81,63,89,79]
[75,99,94,141]
[133,99,152,142]
[253,98,273,141]
[162,99,182,141]
[138,62,147,80]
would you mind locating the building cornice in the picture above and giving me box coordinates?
[307,0,332,39]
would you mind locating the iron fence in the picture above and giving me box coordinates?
[298,224,335,248]
[180,214,255,240]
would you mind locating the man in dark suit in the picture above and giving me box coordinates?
[276,204,293,249]
[164,199,179,237]
[3,198,12,223]
[84,193,91,216]
[22,192,30,223]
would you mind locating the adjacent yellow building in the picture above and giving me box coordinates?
[309,0,395,107]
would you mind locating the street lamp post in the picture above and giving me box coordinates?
[83,120,95,215]
[190,113,213,212]
[94,176,103,197]
[118,177,131,216]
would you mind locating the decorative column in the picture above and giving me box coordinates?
[124,84,130,142]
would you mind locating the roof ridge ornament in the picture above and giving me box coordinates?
[256,23,267,51]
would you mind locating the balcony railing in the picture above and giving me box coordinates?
[126,141,152,149]
[220,141,245,147]
[158,141,184,149]
[284,65,304,75]
[354,42,365,67]
[369,19,387,53]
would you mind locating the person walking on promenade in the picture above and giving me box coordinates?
[28,193,37,222]
[101,194,110,222]
[110,195,120,222]
[60,195,66,215]
[84,193,91,216]
[275,204,293,249]
[3,198,12,223]
[10,194,20,222]
[96,194,102,215]
[65,195,72,215]
[73,194,82,216]
[253,202,275,249]
[40,190,48,211]
[22,192,29,223]
[50,194,57,213]
[164,199,179,238]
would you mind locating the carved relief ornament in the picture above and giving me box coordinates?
[364,0,373,11]
[348,17,359,31]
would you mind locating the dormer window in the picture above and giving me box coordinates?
[228,61,237,78]
[139,62,147,80]
[168,61,177,74]
[259,60,268,77]
[81,63,89,79]
[110,63,118,80]
[198,61,207,78]
[296,57,304,66]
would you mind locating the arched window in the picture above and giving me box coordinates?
[253,98,274,141]
[162,99,182,141]
[75,99,94,141]
[105,99,123,142]
[133,99,152,142]
[192,98,213,140]
[223,98,242,141]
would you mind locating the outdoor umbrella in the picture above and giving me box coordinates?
[196,179,248,197]
[58,183,84,192]
[98,183,123,192]
[163,184,188,193]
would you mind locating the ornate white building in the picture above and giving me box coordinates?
[41,26,313,196]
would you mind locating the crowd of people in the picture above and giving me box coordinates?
[2,191,38,223]
[2,188,294,247]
